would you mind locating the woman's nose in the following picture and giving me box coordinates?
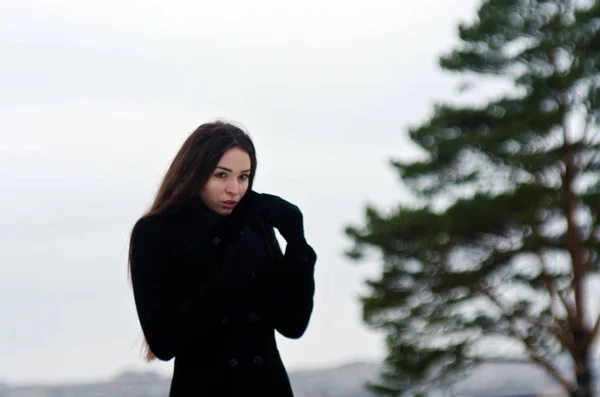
[225,181,240,195]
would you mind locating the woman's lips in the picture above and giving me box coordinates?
[221,201,237,209]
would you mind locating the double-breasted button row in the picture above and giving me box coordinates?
[219,311,257,326]
[226,356,264,369]
[252,356,264,368]
[222,311,263,370]
[227,358,238,369]
[247,312,258,323]
[221,312,258,325]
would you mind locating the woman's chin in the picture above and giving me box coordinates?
[214,206,234,215]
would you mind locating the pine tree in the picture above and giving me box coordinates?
[344,1,600,396]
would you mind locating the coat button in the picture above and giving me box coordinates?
[252,356,264,368]
[247,312,258,323]
[227,358,238,369]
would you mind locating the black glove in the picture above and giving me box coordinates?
[256,193,306,246]
[222,231,265,286]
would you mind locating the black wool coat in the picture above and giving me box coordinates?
[129,191,317,396]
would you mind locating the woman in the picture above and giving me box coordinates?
[128,121,316,396]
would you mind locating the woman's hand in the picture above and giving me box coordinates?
[257,193,306,246]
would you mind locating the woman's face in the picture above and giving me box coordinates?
[200,147,252,215]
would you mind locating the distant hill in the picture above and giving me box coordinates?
[450,362,559,397]
[0,362,379,397]
[289,361,379,397]
[2,359,599,397]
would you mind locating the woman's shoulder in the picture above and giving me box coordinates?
[132,205,192,233]
[131,214,169,243]
[132,206,233,254]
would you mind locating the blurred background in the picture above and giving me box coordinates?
[2,1,600,396]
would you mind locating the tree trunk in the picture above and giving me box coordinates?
[571,331,593,397]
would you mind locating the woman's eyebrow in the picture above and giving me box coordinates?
[216,166,251,173]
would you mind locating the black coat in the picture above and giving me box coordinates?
[129,191,317,396]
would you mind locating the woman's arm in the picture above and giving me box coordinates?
[130,217,260,360]
[269,230,317,339]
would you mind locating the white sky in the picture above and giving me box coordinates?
[0,0,484,386]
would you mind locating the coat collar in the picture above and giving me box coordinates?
[168,190,263,252]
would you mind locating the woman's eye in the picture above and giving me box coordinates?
[215,172,227,178]
[240,174,249,181]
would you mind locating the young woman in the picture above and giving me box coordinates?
[128,121,317,396]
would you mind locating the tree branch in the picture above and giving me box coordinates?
[478,357,532,365]
[587,313,600,350]
[535,249,576,352]
[578,150,599,174]
[560,110,586,337]
[476,286,575,394]
[581,110,595,147]
[587,127,600,146]
[525,345,575,396]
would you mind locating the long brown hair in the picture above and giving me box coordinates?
[128,120,258,361]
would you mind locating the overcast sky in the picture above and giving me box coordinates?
[0,0,484,386]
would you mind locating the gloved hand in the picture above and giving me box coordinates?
[256,193,306,246]
[222,231,265,286]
